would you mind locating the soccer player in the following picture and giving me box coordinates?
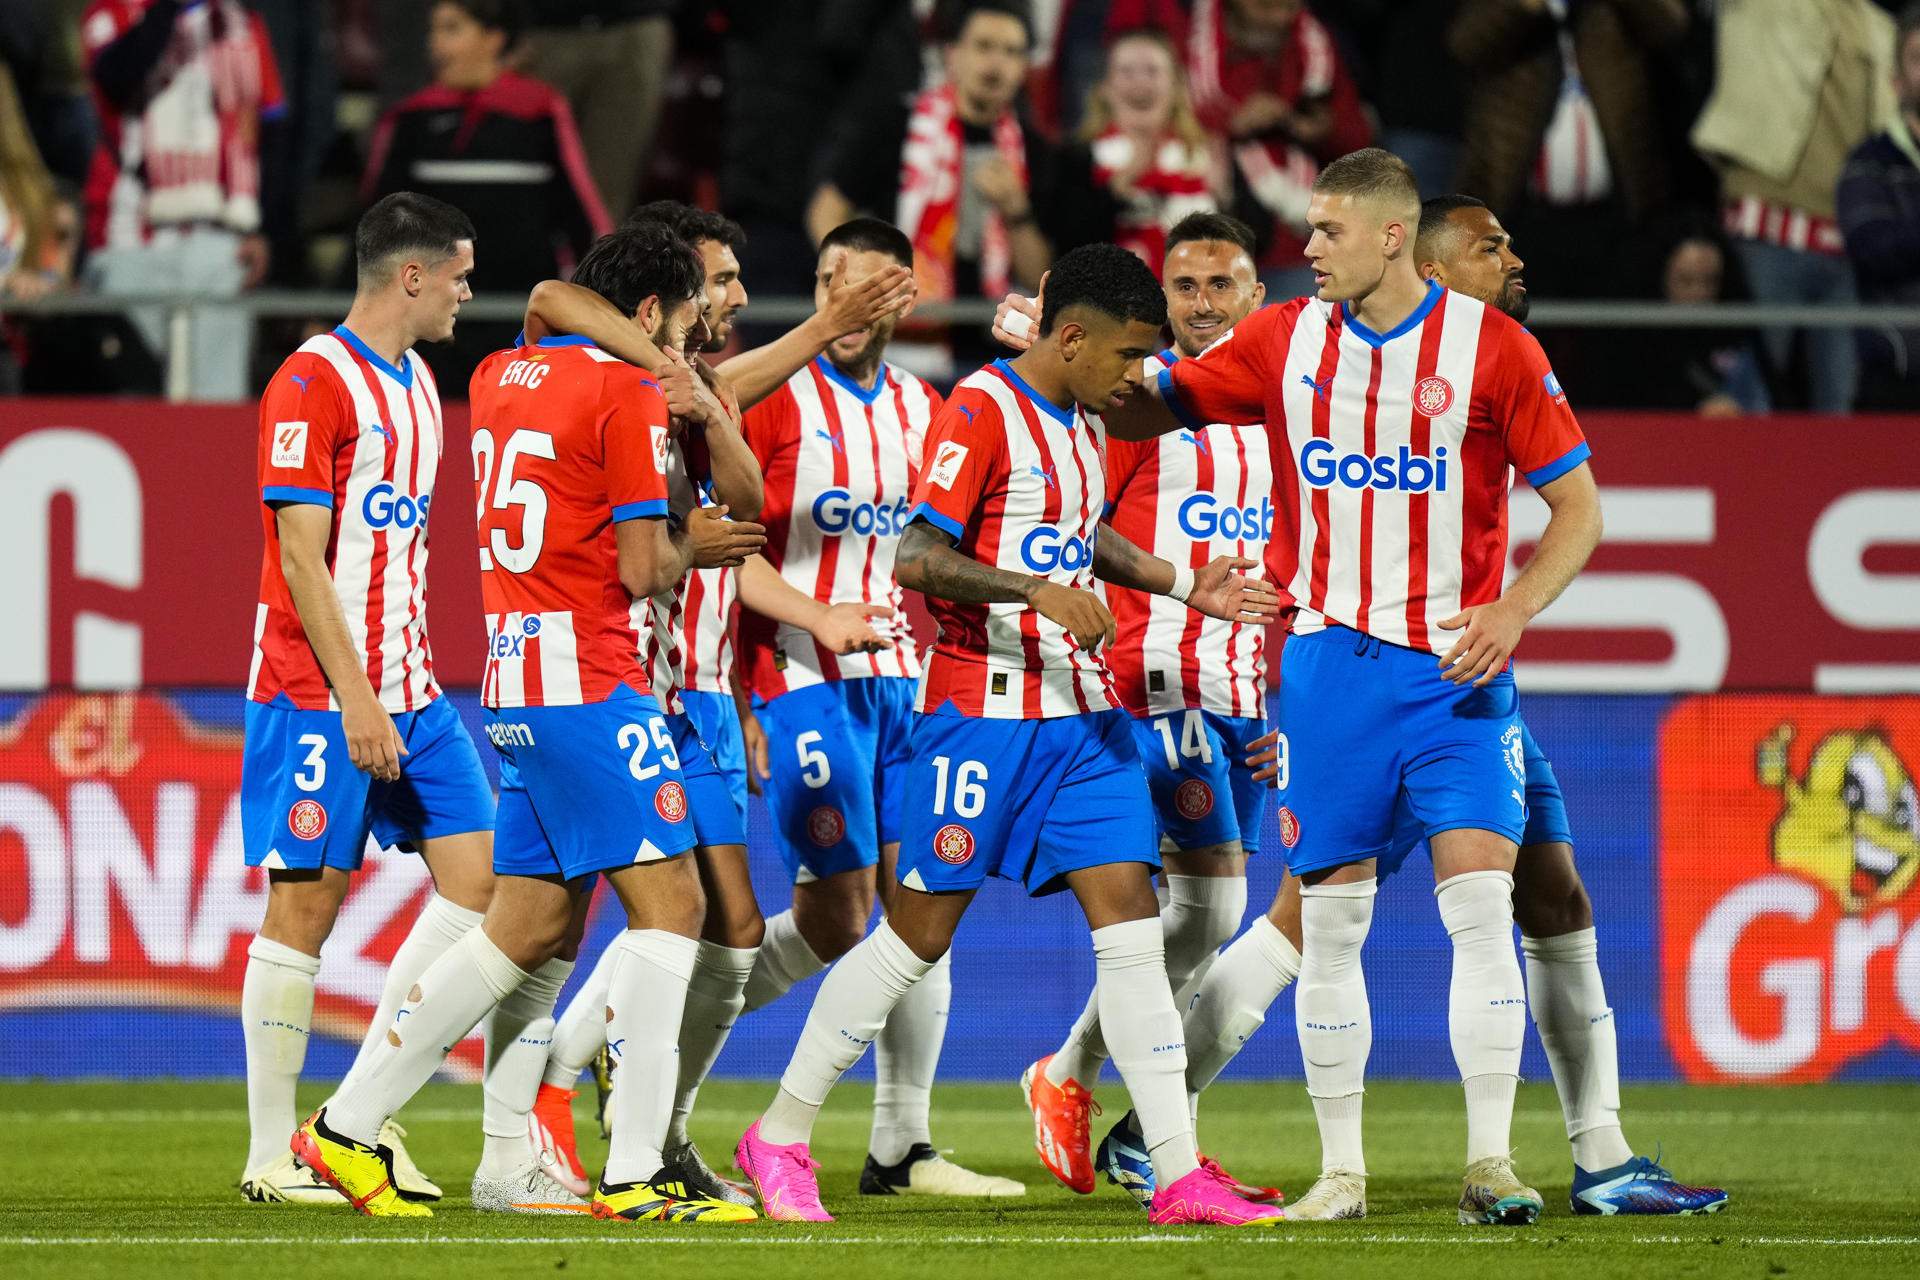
[1169,194,1725,1219]
[731,243,1284,1227]
[1105,148,1606,1226]
[731,216,1019,1198]
[239,193,499,1207]
[292,222,757,1223]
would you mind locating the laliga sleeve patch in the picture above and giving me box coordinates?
[288,798,328,840]
[650,424,671,473]
[929,441,970,490]
[933,823,975,864]
[807,805,847,848]
[1277,806,1300,849]
[271,422,309,469]
[655,780,688,823]
[1174,778,1215,821]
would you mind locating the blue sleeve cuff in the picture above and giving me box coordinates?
[612,498,669,522]
[262,484,334,508]
[907,502,966,542]
[1102,500,1116,520]
[1523,441,1592,489]
[1157,365,1205,434]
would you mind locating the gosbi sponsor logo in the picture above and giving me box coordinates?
[807,805,846,848]
[1177,493,1276,543]
[359,483,430,530]
[0,693,484,1076]
[933,823,975,865]
[810,490,912,538]
[1661,697,1920,1083]
[655,781,688,823]
[1299,440,1448,493]
[1020,527,1095,574]
[1174,778,1214,821]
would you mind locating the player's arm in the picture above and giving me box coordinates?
[717,249,915,411]
[1092,523,1280,624]
[735,554,891,654]
[275,504,406,781]
[694,392,766,523]
[896,520,1114,652]
[615,513,686,599]
[524,280,668,374]
[1108,303,1283,440]
[664,506,767,578]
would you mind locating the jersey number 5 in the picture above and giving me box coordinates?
[472,428,556,573]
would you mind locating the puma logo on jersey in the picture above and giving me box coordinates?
[815,427,845,454]
[1028,463,1057,489]
[364,421,395,446]
[1301,372,1333,403]
[956,405,976,423]
[288,373,312,393]
[1179,430,1210,454]
[271,422,308,468]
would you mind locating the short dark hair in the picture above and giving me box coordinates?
[570,222,704,318]
[1165,211,1257,258]
[623,200,747,254]
[355,192,475,288]
[438,0,520,41]
[1038,242,1167,336]
[1314,147,1421,222]
[936,0,1033,46]
[1416,194,1489,255]
[819,217,914,269]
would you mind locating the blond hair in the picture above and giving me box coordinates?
[1313,147,1421,225]
[1079,29,1210,156]
[0,62,56,273]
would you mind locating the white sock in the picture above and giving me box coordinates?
[666,941,759,1149]
[1045,876,1246,1090]
[1437,870,1525,1165]
[544,942,618,1090]
[1092,917,1198,1188]
[479,956,574,1176]
[1183,915,1301,1099]
[336,895,482,1099]
[1297,879,1375,1176]
[762,921,932,1148]
[871,950,950,1164]
[242,935,320,1175]
[327,926,528,1145]
[742,909,827,1013]
[602,929,699,1185]
[1523,927,1632,1169]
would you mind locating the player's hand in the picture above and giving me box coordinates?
[1245,727,1283,786]
[991,280,1043,352]
[741,709,770,795]
[694,356,741,423]
[1031,582,1116,652]
[686,504,767,568]
[237,233,271,290]
[818,247,916,338]
[342,691,407,783]
[1435,596,1528,687]
[810,602,894,655]
[1186,556,1281,624]
[1229,92,1293,138]
[660,348,721,430]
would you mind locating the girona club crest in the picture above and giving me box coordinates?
[807,805,846,847]
[287,799,327,840]
[654,781,688,823]
[933,823,975,865]
[1414,375,1454,418]
[1277,806,1301,848]
[1174,778,1214,821]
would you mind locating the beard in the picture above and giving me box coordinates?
[1497,281,1530,323]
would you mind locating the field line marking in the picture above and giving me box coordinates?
[4,1234,1917,1249]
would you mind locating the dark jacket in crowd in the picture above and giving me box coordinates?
[1837,122,1920,404]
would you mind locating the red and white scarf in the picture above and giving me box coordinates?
[1089,128,1215,272]
[1186,0,1332,227]
[896,82,1028,301]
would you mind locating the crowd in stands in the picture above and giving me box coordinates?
[0,0,1915,410]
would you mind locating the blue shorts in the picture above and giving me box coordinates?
[241,693,492,872]
[678,689,748,831]
[488,685,697,880]
[1130,710,1268,856]
[754,677,915,882]
[1379,719,1573,881]
[897,708,1159,897]
[665,710,748,849]
[1275,625,1526,877]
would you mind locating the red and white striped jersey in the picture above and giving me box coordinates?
[1161,283,1590,653]
[468,337,669,708]
[1105,350,1272,719]
[635,429,715,714]
[739,357,940,700]
[907,359,1115,719]
[250,326,444,713]
[679,565,735,695]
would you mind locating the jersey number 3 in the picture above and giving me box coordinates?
[472,428,556,573]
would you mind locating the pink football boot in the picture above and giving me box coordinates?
[1149,1166,1287,1227]
[734,1120,833,1223]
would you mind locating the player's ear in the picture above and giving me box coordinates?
[1250,278,1267,308]
[401,257,426,299]
[1057,319,1085,362]
[636,294,662,338]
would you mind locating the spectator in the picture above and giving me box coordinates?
[0,61,61,306]
[1183,0,1373,298]
[1838,1,1920,412]
[1693,0,1896,412]
[1362,0,1470,197]
[251,0,339,284]
[1450,0,1688,300]
[363,0,612,388]
[1080,28,1219,274]
[0,0,98,189]
[79,0,287,401]
[518,1,678,217]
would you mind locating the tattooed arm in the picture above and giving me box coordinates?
[896,520,1115,651]
[1094,522,1282,623]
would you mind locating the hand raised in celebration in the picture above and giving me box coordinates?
[819,247,916,338]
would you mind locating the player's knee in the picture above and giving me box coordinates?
[704,899,766,950]
[261,876,346,953]
[802,907,869,961]
[1515,870,1593,939]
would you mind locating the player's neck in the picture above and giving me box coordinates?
[1346,266,1432,339]
[1004,349,1076,415]
[828,349,885,391]
[340,298,417,368]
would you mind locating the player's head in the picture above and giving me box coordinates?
[817,218,916,371]
[940,1,1031,119]
[1304,147,1422,304]
[1416,194,1527,321]
[625,200,750,351]
[1897,2,1920,117]
[1036,242,1167,412]
[428,0,515,91]
[354,191,476,344]
[1162,211,1264,358]
[570,222,705,351]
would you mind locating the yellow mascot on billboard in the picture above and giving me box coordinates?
[1758,725,1920,915]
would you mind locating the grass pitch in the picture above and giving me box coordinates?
[2,1079,1916,1279]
